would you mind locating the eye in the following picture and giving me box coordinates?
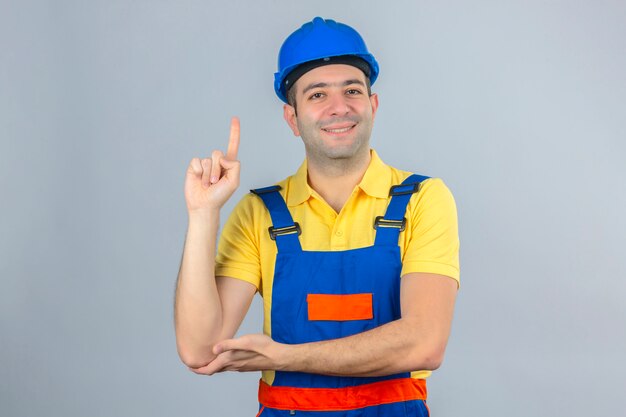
[346,88,362,95]
[308,92,325,100]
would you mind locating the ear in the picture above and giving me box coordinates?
[283,104,300,136]
[369,93,379,122]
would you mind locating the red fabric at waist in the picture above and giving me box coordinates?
[258,378,427,411]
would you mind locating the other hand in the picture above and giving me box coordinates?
[188,334,290,376]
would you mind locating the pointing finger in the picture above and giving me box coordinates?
[226,116,240,161]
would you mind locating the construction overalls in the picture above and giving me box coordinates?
[251,174,430,417]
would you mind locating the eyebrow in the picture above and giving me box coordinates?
[301,79,366,95]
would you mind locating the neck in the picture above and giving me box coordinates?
[306,150,371,213]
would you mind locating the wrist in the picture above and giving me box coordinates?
[277,342,304,372]
[185,210,221,242]
[187,207,220,224]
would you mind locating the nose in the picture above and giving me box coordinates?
[326,92,351,116]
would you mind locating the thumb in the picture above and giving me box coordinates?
[213,338,235,354]
[214,335,251,354]
[220,158,239,170]
[219,158,241,181]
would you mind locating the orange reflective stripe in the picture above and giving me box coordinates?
[258,378,427,411]
[307,293,373,321]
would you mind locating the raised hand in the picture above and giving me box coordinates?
[184,117,241,213]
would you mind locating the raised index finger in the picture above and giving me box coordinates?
[226,116,240,160]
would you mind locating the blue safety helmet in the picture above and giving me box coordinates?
[274,17,380,103]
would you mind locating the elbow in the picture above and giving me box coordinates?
[180,355,216,370]
[420,350,445,371]
[407,343,447,371]
[177,343,217,369]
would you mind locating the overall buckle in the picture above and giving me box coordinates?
[373,216,406,232]
[268,223,301,240]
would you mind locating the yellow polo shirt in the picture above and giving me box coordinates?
[215,149,459,381]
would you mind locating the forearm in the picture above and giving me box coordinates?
[175,210,224,367]
[200,275,457,377]
[283,317,448,377]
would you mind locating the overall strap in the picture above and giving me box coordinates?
[250,185,302,253]
[374,174,430,246]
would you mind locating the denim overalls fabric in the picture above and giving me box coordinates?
[252,174,430,416]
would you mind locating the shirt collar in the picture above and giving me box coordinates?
[286,159,312,206]
[357,149,393,199]
[286,149,392,206]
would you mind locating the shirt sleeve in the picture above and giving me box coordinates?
[400,178,460,285]
[215,194,262,291]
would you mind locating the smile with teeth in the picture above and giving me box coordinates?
[322,125,355,134]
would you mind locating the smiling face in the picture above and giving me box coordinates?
[283,64,379,168]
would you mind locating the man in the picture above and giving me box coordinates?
[175,17,459,416]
